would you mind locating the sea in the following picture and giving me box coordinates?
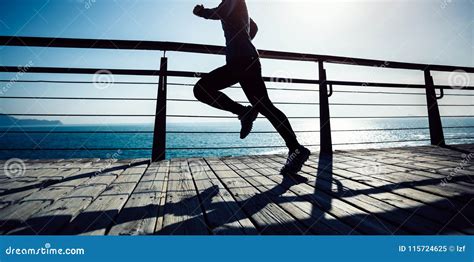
[0,118,473,160]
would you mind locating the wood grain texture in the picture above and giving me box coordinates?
[0,144,472,235]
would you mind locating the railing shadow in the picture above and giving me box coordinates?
[0,160,150,198]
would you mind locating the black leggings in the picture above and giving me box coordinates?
[193,57,300,151]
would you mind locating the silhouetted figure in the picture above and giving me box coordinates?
[193,0,310,174]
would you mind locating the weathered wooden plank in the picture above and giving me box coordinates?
[252,156,407,234]
[0,166,84,209]
[108,161,169,235]
[187,158,258,235]
[341,161,471,207]
[157,159,208,235]
[226,157,358,235]
[327,168,473,234]
[267,155,463,235]
[6,161,129,235]
[63,165,149,235]
[0,166,107,234]
[337,148,473,209]
[0,144,472,235]
[206,159,311,235]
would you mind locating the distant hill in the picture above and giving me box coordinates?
[0,114,63,126]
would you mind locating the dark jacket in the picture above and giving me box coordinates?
[197,0,259,63]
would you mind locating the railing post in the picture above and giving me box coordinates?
[424,69,445,146]
[318,61,333,154]
[152,56,168,161]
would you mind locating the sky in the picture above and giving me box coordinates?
[0,0,472,125]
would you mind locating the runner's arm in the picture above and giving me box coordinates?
[249,18,258,40]
[194,0,236,20]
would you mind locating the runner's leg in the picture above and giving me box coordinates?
[239,59,300,150]
[194,64,247,116]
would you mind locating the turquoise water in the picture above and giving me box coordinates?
[0,118,473,160]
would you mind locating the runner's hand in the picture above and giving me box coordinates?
[193,5,204,16]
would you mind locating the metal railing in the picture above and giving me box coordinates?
[0,36,473,160]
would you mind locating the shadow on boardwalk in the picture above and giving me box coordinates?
[0,151,472,235]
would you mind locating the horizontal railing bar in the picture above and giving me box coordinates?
[332,126,471,131]
[170,83,319,92]
[444,126,474,129]
[168,83,454,95]
[167,144,321,150]
[0,79,320,92]
[200,85,318,92]
[329,81,472,90]
[167,131,315,134]
[3,79,473,95]
[173,83,474,96]
[0,96,156,101]
[4,113,156,117]
[0,131,155,134]
[6,79,470,95]
[167,98,317,105]
[166,128,430,133]
[1,113,316,119]
[0,148,151,151]
[0,96,472,107]
[1,126,472,135]
[0,80,157,85]
[4,113,473,119]
[2,68,473,91]
[0,130,317,134]
[334,137,474,146]
[0,66,321,85]
[166,115,473,119]
[169,115,317,119]
[167,99,470,107]
[170,70,321,84]
[169,82,474,95]
[167,126,473,133]
[1,36,473,72]
[0,97,317,105]
[0,66,160,76]
[333,139,431,145]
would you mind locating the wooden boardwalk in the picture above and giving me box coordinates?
[0,144,472,235]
